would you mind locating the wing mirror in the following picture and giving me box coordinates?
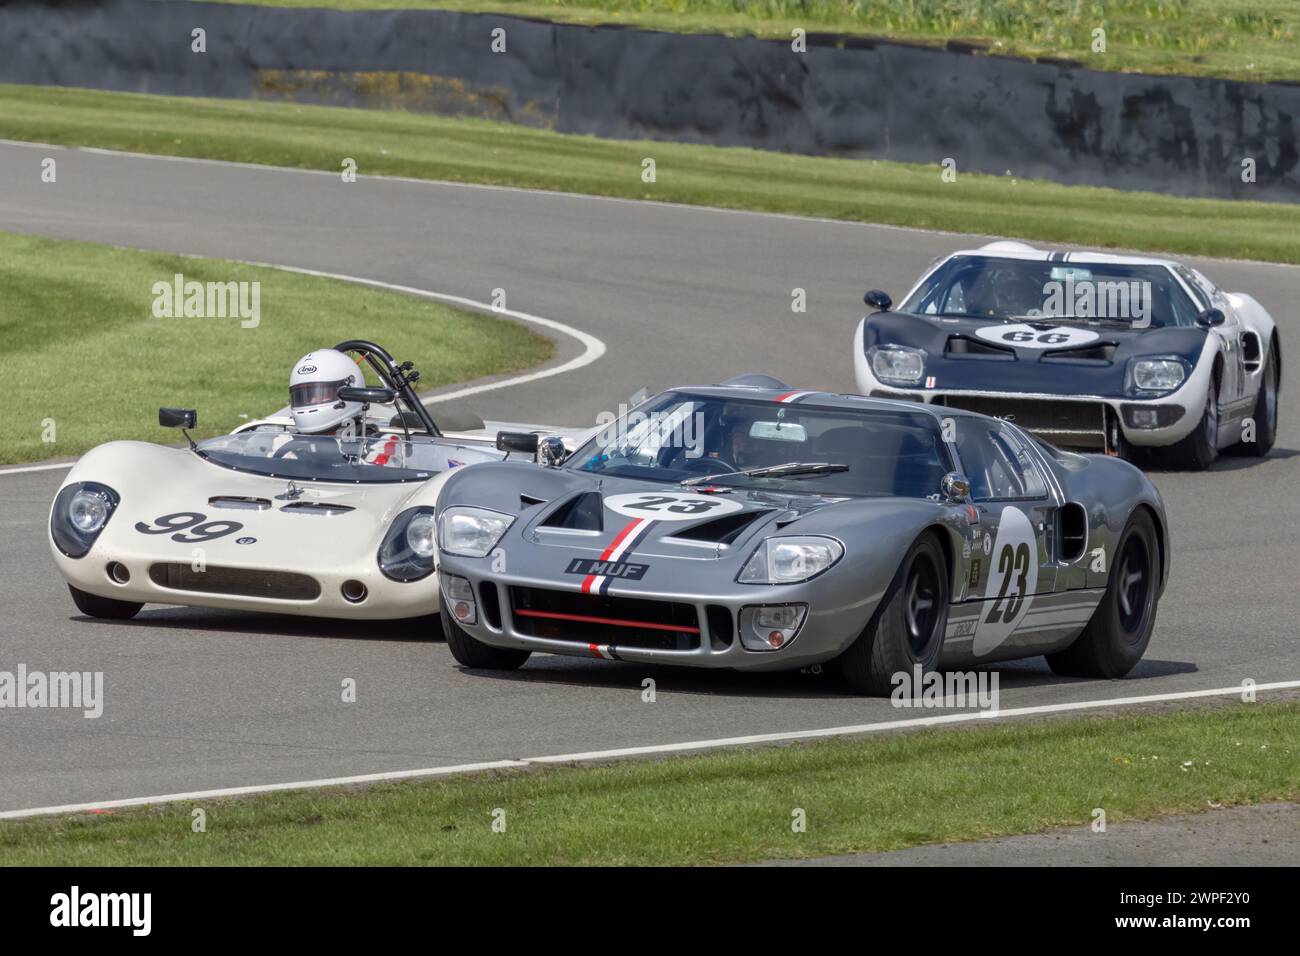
[158,407,197,429]
[337,385,397,405]
[496,431,539,454]
[941,472,971,503]
[864,289,892,312]
[538,436,567,467]
[1196,308,1226,327]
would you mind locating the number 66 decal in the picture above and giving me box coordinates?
[135,511,244,543]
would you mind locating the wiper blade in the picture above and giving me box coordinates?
[682,462,849,486]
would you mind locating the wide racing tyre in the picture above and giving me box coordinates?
[441,605,530,670]
[838,532,949,696]
[1167,381,1219,470]
[1242,346,1279,457]
[68,584,143,620]
[1046,509,1159,679]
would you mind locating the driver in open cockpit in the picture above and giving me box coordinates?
[271,349,402,464]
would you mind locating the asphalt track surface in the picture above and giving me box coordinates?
[1,141,1298,815]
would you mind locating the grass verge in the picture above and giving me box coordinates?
[2,701,1295,865]
[0,231,552,464]
[197,0,1300,84]
[4,85,1300,264]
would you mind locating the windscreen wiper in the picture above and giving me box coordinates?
[682,462,849,486]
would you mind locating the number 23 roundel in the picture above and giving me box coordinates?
[603,492,745,522]
[973,506,1039,656]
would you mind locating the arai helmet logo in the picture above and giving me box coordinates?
[297,364,317,375]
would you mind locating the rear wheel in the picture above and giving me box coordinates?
[838,533,949,696]
[1167,380,1219,470]
[68,585,142,620]
[1046,509,1159,679]
[1242,346,1278,456]
[440,605,530,670]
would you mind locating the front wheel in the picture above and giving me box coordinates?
[440,606,531,670]
[1046,509,1159,679]
[837,533,949,696]
[1167,382,1219,470]
[68,585,143,620]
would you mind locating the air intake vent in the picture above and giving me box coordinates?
[149,564,321,600]
[671,510,771,545]
[1042,342,1117,362]
[540,492,604,531]
[281,501,355,515]
[209,496,271,511]
[945,336,1016,358]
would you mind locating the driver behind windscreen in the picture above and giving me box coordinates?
[276,349,402,464]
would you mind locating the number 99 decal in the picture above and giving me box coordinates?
[134,512,245,543]
[972,506,1039,656]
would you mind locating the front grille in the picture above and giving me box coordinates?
[149,563,321,600]
[936,396,1107,450]
[509,587,700,651]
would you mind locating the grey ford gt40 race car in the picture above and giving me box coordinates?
[435,382,1169,694]
[854,241,1281,468]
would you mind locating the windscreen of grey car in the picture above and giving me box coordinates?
[570,393,951,499]
[901,255,1200,328]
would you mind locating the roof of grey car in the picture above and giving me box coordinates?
[673,384,984,420]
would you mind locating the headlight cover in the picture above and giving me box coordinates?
[738,536,844,584]
[869,346,926,386]
[1129,357,1188,395]
[50,482,120,558]
[378,506,437,582]
[437,505,513,559]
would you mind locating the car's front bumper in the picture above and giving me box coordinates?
[435,553,877,672]
[51,538,440,620]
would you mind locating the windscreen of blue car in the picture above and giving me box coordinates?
[900,255,1201,328]
[569,392,951,499]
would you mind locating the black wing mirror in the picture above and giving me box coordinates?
[1196,308,1226,327]
[864,289,893,312]
[159,407,197,429]
[337,385,397,404]
[496,431,539,454]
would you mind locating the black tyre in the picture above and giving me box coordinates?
[838,533,949,696]
[1167,379,1219,470]
[1046,509,1159,679]
[440,605,530,670]
[68,584,143,620]
[1242,346,1278,457]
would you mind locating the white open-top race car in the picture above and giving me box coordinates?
[49,340,576,622]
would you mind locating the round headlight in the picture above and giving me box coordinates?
[69,489,110,533]
[405,512,436,558]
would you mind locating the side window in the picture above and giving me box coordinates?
[1175,266,1211,310]
[954,420,1048,500]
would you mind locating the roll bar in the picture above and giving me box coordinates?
[331,340,441,437]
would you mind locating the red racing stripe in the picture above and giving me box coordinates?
[581,517,645,593]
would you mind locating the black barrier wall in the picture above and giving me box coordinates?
[2,0,1297,201]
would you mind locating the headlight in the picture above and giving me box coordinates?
[869,346,926,386]
[738,536,844,584]
[1130,358,1186,393]
[378,506,437,582]
[50,482,120,558]
[437,506,513,558]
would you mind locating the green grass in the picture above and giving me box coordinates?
[5,85,1300,266]
[2,701,1295,865]
[199,0,1300,83]
[0,231,552,464]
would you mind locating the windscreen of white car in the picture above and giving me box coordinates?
[196,430,503,483]
[901,256,1201,328]
[569,392,952,499]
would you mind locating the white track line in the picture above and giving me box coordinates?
[0,266,605,478]
[0,462,73,476]
[3,679,1295,821]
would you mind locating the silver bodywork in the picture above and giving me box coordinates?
[437,387,1170,672]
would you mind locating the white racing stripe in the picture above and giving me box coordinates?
[2,679,1296,820]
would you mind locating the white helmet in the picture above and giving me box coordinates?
[289,349,363,434]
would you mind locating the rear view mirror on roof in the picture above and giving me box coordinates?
[750,421,807,442]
